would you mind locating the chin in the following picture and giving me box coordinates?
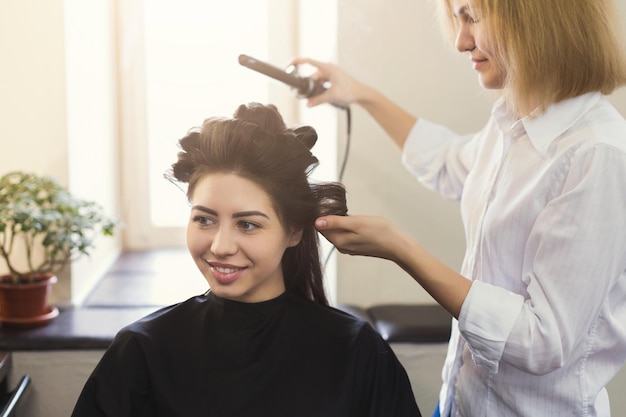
[478,74,505,90]
[206,282,241,299]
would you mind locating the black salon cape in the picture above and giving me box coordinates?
[71,291,421,417]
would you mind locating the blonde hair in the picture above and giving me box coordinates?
[436,0,626,116]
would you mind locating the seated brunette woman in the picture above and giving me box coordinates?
[71,102,421,417]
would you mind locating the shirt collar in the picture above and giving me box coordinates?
[492,92,603,155]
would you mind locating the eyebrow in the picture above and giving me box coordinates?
[191,205,270,220]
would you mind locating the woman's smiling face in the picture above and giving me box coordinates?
[451,0,505,90]
[186,172,302,303]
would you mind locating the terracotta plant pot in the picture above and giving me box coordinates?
[0,274,59,328]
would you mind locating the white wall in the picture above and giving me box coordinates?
[0,0,121,306]
[0,0,69,184]
[333,0,626,307]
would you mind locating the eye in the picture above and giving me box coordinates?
[466,7,481,23]
[238,220,260,232]
[461,12,479,24]
[192,215,215,227]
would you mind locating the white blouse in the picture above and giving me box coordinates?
[402,92,626,417]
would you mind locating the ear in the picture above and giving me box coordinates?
[287,228,303,248]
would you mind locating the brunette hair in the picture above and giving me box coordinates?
[170,103,347,305]
[437,0,626,116]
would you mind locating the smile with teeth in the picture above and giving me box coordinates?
[207,261,246,284]
[213,265,240,274]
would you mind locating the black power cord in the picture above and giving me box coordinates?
[322,106,351,269]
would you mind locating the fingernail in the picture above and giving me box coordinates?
[315,219,327,228]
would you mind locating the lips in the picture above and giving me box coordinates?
[207,261,245,285]
[471,57,487,70]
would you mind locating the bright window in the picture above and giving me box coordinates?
[118,0,339,301]
[144,0,271,227]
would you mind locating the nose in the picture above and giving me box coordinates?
[455,23,476,53]
[210,226,238,257]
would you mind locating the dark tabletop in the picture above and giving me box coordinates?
[0,307,156,351]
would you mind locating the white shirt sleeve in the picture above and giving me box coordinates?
[401,118,479,200]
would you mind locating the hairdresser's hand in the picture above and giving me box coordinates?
[291,57,416,149]
[289,57,371,108]
[317,214,469,319]
[315,215,408,262]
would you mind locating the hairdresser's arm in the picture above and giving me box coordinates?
[290,57,417,149]
[315,215,471,318]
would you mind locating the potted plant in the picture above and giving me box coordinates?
[0,171,118,327]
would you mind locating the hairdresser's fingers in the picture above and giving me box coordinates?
[315,215,362,254]
[305,90,334,107]
[308,74,360,108]
[315,215,399,259]
[289,57,329,72]
[315,215,355,231]
[289,57,352,107]
[316,214,393,234]
[288,57,336,85]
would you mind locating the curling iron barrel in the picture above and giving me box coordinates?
[238,54,327,98]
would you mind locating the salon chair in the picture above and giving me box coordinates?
[338,303,453,413]
[338,303,452,343]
